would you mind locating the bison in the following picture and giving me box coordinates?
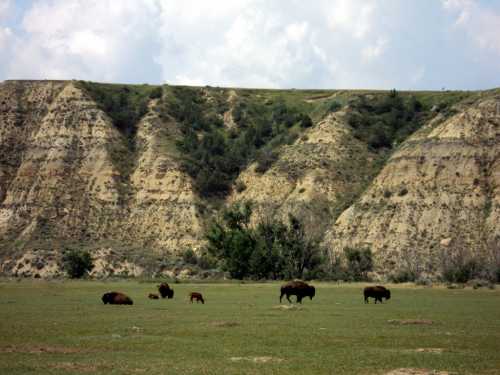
[280,280,315,304]
[364,285,391,304]
[102,292,133,305]
[158,283,174,299]
[189,292,205,304]
[148,293,159,300]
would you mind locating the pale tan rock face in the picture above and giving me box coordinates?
[0,81,203,270]
[1,81,499,278]
[229,113,378,236]
[324,95,500,276]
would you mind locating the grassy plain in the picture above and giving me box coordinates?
[0,281,499,375]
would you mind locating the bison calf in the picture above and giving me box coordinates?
[364,285,391,304]
[280,281,315,304]
[158,283,174,299]
[148,293,159,300]
[189,292,205,304]
[102,292,133,305]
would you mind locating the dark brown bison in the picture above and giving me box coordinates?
[148,293,159,300]
[102,292,133,305]
[189,292,205,304]
[364,285,391,304]
[158,283,174,299]
[280,281,315,304]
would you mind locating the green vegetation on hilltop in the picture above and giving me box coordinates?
[160,86,312,197]
[345,89,471,150]
[78,81,161,143]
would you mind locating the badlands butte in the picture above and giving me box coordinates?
[0,79,499,279]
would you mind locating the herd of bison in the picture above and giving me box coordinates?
[101,281,391,305]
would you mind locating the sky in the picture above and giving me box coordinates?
[0,0,499,90]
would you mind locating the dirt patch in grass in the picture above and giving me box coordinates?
[230,356,284,364]
[0,345,91,354]
[388,319,435,325]
[414,348,444,354]
[385,369,451,375]
[211,321,239,328]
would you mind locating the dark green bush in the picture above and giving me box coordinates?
[62,249,94,278]
[149,86,163,99]
[205,202,324,280]
[345,90,428,150]
[329,101,342,112]
[255,151,278,174]
[300,114,313,128]
[163,87,307,197]
[343,247,373,281]
[182,248,198,265]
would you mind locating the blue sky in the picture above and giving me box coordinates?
[1,0,499,90]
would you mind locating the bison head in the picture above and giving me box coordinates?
[384,289,391,300]
[308,285,316,300]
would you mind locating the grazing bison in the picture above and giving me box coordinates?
[148,293,159,300]
[158,283,174,299]
[280,281,315,304]
[102,292,133,305]
[189,292,205,304]
[364,285,391,304]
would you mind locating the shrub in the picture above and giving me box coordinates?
[234,180,247,193]
[182,248,198,265]
[255,151,278,174]
[343,247,373,281]
[398,187,408,196]
[300,114,313,128]
[468,278,494,290]
[205,203,324,280]
[329,101,342,112]
[389,270,417,283]
[149,86,163,99]
[62,250,94,278]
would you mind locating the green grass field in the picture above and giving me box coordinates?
[0,281,499,375]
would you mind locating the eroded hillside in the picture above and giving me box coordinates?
[1,80,496,279]
[324,91,500,280]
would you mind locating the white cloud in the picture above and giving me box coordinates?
[442,0,500,54]
[7,0,161,81]
[0,0,10,20]
[328,0,375,39]
[362,37,388,61]
[1,1,499,89]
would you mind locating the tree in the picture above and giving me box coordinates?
[343,247,373,281]
[206,202,255,278]
[205,202,325,280]
[62,250,94,278]
[300,114,313,128]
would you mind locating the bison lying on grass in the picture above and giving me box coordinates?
[102,292,133,305]
[158,283,174,299]
[148,293,159,300]
[364,285,391,304]
[280,281,315,304]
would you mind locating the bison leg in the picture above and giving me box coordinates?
[286,294,293,304]
[364,295,369,303]
[280,292,284,303]
[297,295,303,304]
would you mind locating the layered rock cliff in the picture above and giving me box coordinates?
[0,81,203,276]
[1,80,498,278]
[324,91,500,278]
